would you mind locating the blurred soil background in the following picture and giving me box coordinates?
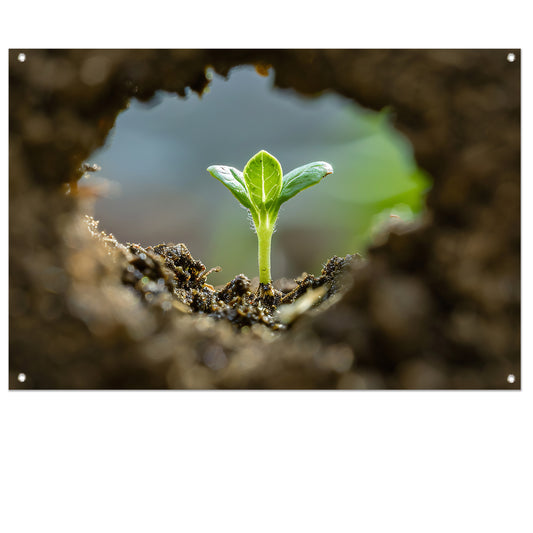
[9,49,520,389]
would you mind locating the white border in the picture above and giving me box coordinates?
[2,2,531,532]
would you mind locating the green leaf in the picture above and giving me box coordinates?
[278,161,333,205]
[243,150,283,212]
[207,165,252,210]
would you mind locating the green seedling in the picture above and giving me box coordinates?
[207,150,333,285]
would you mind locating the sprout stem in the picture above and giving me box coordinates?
[257,217,274,284]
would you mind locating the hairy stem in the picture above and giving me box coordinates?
[257,215,274,284]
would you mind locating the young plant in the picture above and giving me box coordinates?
[207,150,333,285]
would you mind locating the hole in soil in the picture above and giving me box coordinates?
[85,65,431,286]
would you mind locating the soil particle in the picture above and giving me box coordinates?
[217,274,251,303]
[279,254,360,305]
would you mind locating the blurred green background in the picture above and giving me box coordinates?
[88,66,431,285]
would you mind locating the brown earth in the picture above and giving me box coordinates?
[9,49,520,389]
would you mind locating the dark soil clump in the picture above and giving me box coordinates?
[279,255,358,305]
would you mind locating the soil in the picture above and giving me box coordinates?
[9,50,520,389]
[91,217,359,332]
